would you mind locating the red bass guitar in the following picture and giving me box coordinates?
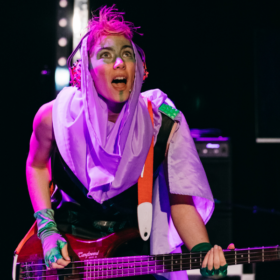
[13,223,280,279]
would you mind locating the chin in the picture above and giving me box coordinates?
[114,95,130,103]
[109,91,130,103]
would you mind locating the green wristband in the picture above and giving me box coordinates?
[191,242,212,252]
[34,209,67,268]
[34,209,59,240]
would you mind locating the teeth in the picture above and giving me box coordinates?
[114,77,126,80]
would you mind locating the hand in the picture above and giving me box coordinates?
[50,243,70,269]
[34,209,71,269]
[201,243,235,278]
[42,233,71,269]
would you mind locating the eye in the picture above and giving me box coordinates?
[100,52,111,59]
[123,51,133,58]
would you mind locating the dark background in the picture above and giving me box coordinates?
[3,0,280,279]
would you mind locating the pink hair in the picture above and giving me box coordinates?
[87,5,140,54]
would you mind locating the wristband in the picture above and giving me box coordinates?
[191,242,212,252]
[34,209,67,268]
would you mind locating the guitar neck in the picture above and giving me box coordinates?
[224,246,280,266]
[19,246,280,279]
[82,246,280,277]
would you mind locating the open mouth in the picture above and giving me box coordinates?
[112,77,127,85]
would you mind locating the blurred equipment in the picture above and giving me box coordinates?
[55,0,73,92]
[254,29,280,143]
[55,0,89,93]
[72,0,89,62]
[191,129,232,249]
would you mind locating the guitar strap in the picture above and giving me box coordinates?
[137,99,154,241]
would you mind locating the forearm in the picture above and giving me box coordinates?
[26,159,52,212]
[171,203,210,251]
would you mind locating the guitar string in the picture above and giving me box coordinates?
[19,262,278,279]
[20,252,279,277]
[19,256,280,280]
[20,250,279,275]
[20,246,279,267]
[21,252,279,272]
[20,248,279,268]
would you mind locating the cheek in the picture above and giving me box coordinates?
[126,63,136,81]
[90,65,110,87]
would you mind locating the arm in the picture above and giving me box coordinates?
[26,101,54,212]
[26,101,70,269]
[169,194,210,250]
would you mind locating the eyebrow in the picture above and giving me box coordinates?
[96,45,133,54]
[121,45,133,50]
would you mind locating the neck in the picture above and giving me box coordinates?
[98,94,126,123]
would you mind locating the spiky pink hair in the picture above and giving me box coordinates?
[87,5,140,54]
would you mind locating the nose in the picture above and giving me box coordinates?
[113,57,125,69]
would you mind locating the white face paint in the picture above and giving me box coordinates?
[89,35,135,104]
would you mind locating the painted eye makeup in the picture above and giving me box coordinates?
[122,50,134,61]
[100,52,112,59]
[123,50,132,57]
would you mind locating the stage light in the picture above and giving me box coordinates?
[59,0,68,8]
[59,18,67,27]
[72,0,88,62]
[58,57,67,66]
[58,37,68,47]
[41,70,50,75]
[55,67,70,91]
[72,8,81,34]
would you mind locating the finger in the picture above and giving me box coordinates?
[213,245,220,270]
[218,246,227,266]
[50,262,66,269]
[227,243,235,250]
[202,250,211,268]
[207,248,214,271]
[56,258,71,267]
[61,244,71,261]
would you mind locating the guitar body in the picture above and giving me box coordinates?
[18,228,140,263]
[14,226,141,280]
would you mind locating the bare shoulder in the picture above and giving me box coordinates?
[33,100,55,142]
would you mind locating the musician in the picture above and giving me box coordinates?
[26,6,234,279]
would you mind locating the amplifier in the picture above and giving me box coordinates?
[195,136,230,158]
